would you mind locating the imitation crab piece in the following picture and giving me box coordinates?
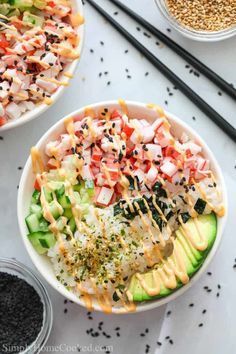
[5,102,21,120]
[160,160,178,177]
[95,186,114,206]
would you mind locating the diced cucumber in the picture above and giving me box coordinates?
[68,217,76,233]
[28,232,56,254]
[56,216,67,231]
[25,213,40,233]
[42,187,53,202]
[58,194,71,209]
[47,181,63,190]
[7,7,20,16]
[10,0,33,9]
[85,179,95,197]
[55,185,65,199]
[0,4,11,15]
[38,218,49,232]
[30,204,42,219]
[31,189,40,204]
[25,213,49,233]
[73,191,81,203]
[23,11,44,26]
[73,184,82,192]
[48,200,63,220]
[63,208,73,219]
[33,0,46,9]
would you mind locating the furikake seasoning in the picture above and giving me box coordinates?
[0,272,44,354]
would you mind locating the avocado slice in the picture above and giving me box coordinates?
[128,213,217,302]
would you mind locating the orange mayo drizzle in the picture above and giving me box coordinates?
[63,72,74,78]
[31,147,45,174]
[179,216,207,251]
[39,77,69,87]
[118,99,128,115]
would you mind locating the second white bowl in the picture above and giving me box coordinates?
[17,100,228,313]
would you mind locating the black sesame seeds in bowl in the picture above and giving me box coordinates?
[0,258,52,354]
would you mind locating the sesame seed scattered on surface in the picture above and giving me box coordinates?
[202,309,207,314]
[64,308,68,314]
[207,272,212,276]
[189,303,194,307]
[157,341,162,346]
[167,310,172,316]
[169,339,174,345]
[114,11,118,15]
[198,323,203,327]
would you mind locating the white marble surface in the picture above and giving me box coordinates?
[0,0,236,353]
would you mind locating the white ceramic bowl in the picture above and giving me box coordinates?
[155,0,236,42]
[0,0,85,132]
[17,100,228,314]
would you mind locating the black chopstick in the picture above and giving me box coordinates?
[87,0,236,142]
[109,0,236,101]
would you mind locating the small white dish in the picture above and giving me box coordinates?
[155,0,236,42]
[17,100,228,313]
[0,0,85,132]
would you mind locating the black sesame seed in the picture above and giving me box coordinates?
[165,336,170,340]
[136,26,141,31]
[0,136,3,140]
[100,41,104,45]
[156,41,160,45]
[145,72,149,76]
[166,310,171,316]
[198,323,203,327]
[114,11,118,15]
[207,272,212,276]
[218,284,221,289]
[107,81,111,86]
[169,339,174,344]
[64,308,68,313]
[90,49,94,53]
[124,49,129,53]
[189,303,194,307]
[218,91,222,96]
[145,328,149,333]
[127,75,132,79]
[216,292,220,297]
[100,57,104,62]
[167,28,171,32]
[192,116,196,121]
[140,333,145,337]
[202,309,207,314]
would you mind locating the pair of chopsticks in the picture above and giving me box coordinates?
[87,0,236,142]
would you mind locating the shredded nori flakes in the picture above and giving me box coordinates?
[0,272,44,353]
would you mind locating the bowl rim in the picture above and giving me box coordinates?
[17,99,228,314]
[0,0,85,132]
[155,0,236,42]
[0,257,53,352]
